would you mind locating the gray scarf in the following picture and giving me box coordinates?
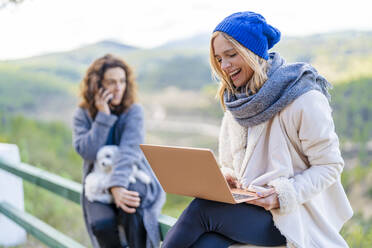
[224,52,332,127]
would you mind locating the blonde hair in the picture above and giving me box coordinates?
[209,31,270,109]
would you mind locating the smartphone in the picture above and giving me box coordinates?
[98,83,113,104]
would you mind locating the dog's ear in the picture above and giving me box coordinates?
[103,145,119,153]
[97,145,109,159]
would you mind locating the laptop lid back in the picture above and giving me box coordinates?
[140,144,235,204]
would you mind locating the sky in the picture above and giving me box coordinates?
[0,0,371,60]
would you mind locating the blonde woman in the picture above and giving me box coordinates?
[162,12,352,248]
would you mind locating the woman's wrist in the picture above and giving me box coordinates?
[97,107,110,115]
[110,186,122,194]
[268,177,298,214]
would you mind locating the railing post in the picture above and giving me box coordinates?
[0,143,27,246]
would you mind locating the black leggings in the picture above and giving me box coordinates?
[162,198,286,248]
[84,181,147,248]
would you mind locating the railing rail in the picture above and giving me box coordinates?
[0,201,85,248]
[0,158,176,247]
[0,160,81,204]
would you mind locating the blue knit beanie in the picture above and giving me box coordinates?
[213,11,281,60]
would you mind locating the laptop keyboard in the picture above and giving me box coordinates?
[232,193,254,200]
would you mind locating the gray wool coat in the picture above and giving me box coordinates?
[73,104,166,248]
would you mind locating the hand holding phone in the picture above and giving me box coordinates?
[94,88,113,115]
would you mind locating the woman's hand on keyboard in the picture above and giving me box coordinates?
[224,173,241,189]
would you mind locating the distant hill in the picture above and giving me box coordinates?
[1,30,372,119]
[158,33,210,50]
[14,40,138,66]
[275,31,372,82]
[2,40,138,82]
[2,30,371,88]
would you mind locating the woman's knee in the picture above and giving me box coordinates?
[186,198,223,216]
[90,217,117,237]
[188,198,212,212]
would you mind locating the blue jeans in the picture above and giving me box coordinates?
[162,198,286,248]
[84,181,147,248]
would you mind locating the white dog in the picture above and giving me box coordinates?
[84,145,152,203]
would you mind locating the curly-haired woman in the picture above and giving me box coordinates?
[73,54,165,248]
